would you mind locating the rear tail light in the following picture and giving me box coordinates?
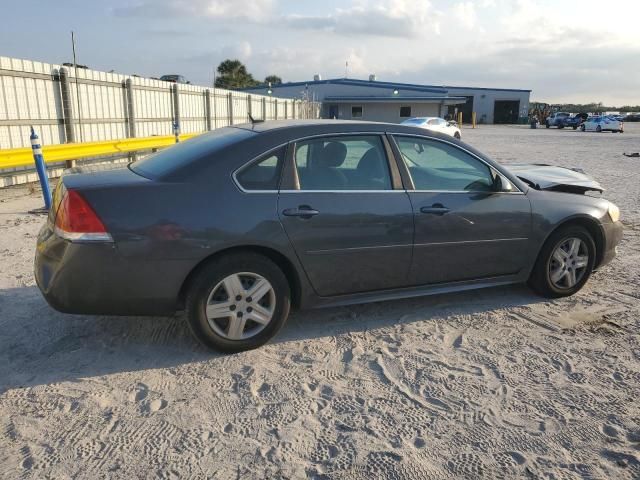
[54,189,113,242]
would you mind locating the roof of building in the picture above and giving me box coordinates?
[243,77,532,94]
[324,95,467,103]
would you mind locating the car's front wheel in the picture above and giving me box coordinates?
[528,225,596,298]
[596,125,602,132]
[185,252,291,352]
[580,124,586,131]
[454,131,461,139]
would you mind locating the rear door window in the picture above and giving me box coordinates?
[293,135,392,190]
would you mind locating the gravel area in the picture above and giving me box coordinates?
[1,124,639,479]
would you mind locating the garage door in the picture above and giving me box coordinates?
[494,100,520,124]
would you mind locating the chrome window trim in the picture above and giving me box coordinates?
[232,131,526,195]
[409,190,524,195]
[279,189,523,195]
[390,133,526,194]
[279,190,407,194]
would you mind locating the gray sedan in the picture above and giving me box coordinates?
[35,120,623,352]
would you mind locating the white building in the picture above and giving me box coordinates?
[242,77,531,124]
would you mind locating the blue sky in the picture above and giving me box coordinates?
[2,0,639,105]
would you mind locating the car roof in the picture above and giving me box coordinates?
[232,119,385,132]
[230,118,457,136]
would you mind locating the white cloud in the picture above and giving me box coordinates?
[106,0,640,104]
[285,0,437,38]
[452,2,477,29]
[114,0,273,21]
[220,41,253,61]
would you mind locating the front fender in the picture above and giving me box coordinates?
[526,189,611,272]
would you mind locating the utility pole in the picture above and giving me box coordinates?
[71,31,83,142]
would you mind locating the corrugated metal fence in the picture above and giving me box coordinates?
[0,55,320,184]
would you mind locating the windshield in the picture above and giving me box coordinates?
[130,127,254,179]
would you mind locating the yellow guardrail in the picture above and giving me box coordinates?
[0,133,199,170]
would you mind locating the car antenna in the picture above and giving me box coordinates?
[248,113,264,125]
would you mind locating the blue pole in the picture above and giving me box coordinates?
[30,126,52,210]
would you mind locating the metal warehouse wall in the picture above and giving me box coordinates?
[326,103,442,123]
[0,56,320,178]
[445,87,531,124]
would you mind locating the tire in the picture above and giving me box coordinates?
[580,124,586,132]
[545,122,550,128]
[596,125,602,132]
[573,126,577,130]
[528,225,596,298]
[185,252,291,352]
[454,132,461,140]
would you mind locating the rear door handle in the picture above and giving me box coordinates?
[420,206,450,215]
[282,206,320,219]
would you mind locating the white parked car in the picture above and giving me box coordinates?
[580,116,624,133]
[401,117,462,139]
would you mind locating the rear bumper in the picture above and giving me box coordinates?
[598,220,623,269]
[35,225,185,316]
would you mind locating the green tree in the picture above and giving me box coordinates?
[214,59,259,89]
[264,75,282,85]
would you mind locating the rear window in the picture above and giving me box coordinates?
[130,127,254,179]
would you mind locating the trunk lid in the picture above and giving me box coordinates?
[505,164,604,194]
[48,164,151,227]
[61,163,151,190]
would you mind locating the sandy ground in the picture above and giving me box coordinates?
[1,124,639,479]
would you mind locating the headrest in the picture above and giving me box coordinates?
[357,148,384,177]
[316,142,347,168]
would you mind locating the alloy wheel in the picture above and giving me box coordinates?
[548,237,589,289]
[205,272,276,340]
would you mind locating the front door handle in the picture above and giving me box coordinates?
[420,205,450,216]
[282,205,320,219]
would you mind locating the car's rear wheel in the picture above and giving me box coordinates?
[573,126,578,130]
[185,253,291,352]
[454,131,461,140]
[528,225,596,298]
[580,124,586,132]
[546,122,550,128]
[596,125,602,132]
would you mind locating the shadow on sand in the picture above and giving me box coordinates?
[0,283,544,393]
